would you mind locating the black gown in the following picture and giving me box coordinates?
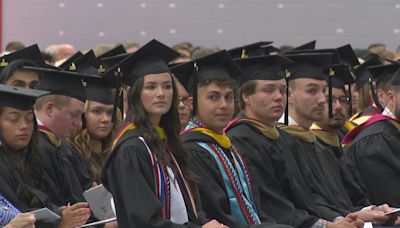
[102,128,206,228]
[279,125,351,218]
[0,148,63,227]
[37,129,85,205]
[64,141,93,191]
[226,118,321,228]
[311,128,370,209]
[181,129,293,228]
[344,118,400,207]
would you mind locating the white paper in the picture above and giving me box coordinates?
[363,222,373,228]
[30,208,61,223]
[79,217,117,227]
[83,184,116,220]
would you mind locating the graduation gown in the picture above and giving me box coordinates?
[37,129,85,205]
[181,128,293,228]
[311,128,370,209]
[226,118,320,228]
[0,149,63,228]
[102,128,205,228]
[63,141,93,191]
[344,117,400,207]
[279,125,350,219]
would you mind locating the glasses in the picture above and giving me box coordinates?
[178,96,190,106]
[327,95,350,104]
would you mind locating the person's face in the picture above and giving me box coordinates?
[318,88,348,130]
[175,80,191,129]
[392,89,400,120]
[377,88,389,108]
[288,78,327,122]
[350,84,359,112]
[140,73,173,125]
[243,79,286,125]
[85,101,114,140]
[0,107,34,151]
[195,82,235,133]
[50,98,85,138]
[5,71,39,89]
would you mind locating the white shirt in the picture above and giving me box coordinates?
[167,167,189,224]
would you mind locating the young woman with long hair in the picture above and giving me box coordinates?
[102,39,226,228]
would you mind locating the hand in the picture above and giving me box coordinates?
[352,209,388,225]
[327,214,364,228]
[373,204,393,213]
[202,219,228,228]
[4,213,36,228]
[58,202,90,228]
[104,221,118,228]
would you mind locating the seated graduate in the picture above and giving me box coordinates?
[66,50,122,189]
[101,39,225,228]
[278,52,390,223]
[0,44,46,89]
[310,64,396,225]
[345,65,400,208]
[226,55,363,228]
[0,84,90,227]
[174,50,291,228]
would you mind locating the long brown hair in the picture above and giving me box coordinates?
[125,74,195,186]
[358,83,372,111]
[71,102,122,183]
[0,108,47,208]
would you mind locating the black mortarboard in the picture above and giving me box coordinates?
[0,44,45,68]
[330,64,356,89]
[337,44,360,68]
[0,84,49,110]
[96,44,126,59]
[390,68,400,86]
[99,53,130,71]
[354,54,382,89]
[283,53,334,81]
[263,45,281,55]
[170,50,243,115]
[291,40,317,51]
[74,50,116,105]
[367,64,399,88]
[58,51,83,70]
[228,41,273,59]
[23,65,100,102]
[234,55,293,85]
[107,39,179,86]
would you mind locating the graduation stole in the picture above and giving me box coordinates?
[279,125,316,143]
[38,124,62,147]
[310,124,340,148]
[185,119,261,225]
[112,123,197,219]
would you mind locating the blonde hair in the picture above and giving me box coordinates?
[34,94,71,111]
[358,84,372,111]
[70,101,122,183]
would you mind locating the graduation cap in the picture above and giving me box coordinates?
[263,45,281,55]
[234,55,293,86]
[283,53,334,81]
[23,65,101,102]
[170,50,243,115]
[390,67,400,86]
[58,51,83,70]
[0,84,49,110]
[96,44,126,59]
[99,53,130,72]
[106,39,180,86]
[353,54,382,89]
[74,50,116,105]
[0,44,45,69]
[228,41,273,59]
[291,40,317,51]
[337,44,360,68]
